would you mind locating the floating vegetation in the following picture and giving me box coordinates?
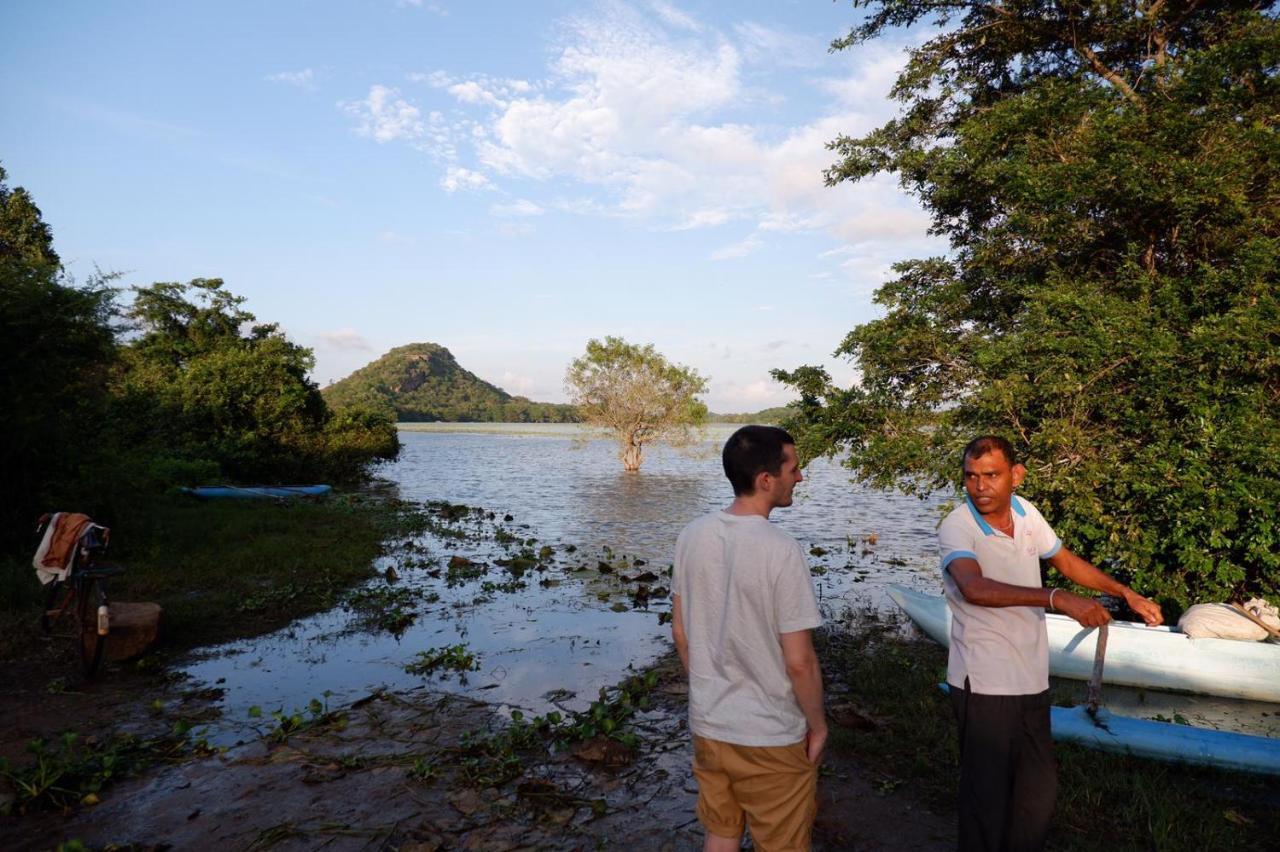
[248,696,345,743]
[0,724,213,815]
[405,644,481,678]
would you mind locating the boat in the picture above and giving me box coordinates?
[180,485,333,500]
[936,685,1280,776]
[889,585,1280,703]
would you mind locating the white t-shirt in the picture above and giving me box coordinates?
[938,496,1062,695]
[673,511,823,746]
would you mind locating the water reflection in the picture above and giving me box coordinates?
[176,424,1275,746]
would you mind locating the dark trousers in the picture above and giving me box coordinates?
[950,682,1057,852]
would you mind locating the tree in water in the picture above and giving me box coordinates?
[776,2,1280,607]
[565,337,708,472]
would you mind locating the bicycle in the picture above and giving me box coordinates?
[36,515,124,676]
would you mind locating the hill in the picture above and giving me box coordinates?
[323,343,578,423]
[707,406,794,425]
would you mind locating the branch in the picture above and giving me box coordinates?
[1071,33,1145,109]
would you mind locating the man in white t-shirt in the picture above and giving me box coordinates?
[672,425,826,852]
[940,435,1163,851]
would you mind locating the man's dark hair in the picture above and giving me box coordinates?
[723,425,795,496]
[962,435,1017,468]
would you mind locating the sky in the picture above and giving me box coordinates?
[2,0,944,412]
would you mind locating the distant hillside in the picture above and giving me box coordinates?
[708,405,795,425]
[323,343,578,423]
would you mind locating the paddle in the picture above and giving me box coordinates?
[1085,622,1110,730]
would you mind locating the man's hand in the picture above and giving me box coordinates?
[805,724,828,764]
[1122,589,1164,626]
[1055,591,1112,628]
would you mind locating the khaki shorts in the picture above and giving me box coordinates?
[692,735,817,852]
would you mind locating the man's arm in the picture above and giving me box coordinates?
[780,629,827,764]
[1047,548,1164,625]
[947,558,1111,628]
[671,593,689,673]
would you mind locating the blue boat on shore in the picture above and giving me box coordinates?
[180,485,332,500]
[936,684,1280,775]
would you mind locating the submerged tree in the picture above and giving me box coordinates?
[776,2,1280,607]
[565,337,708,472]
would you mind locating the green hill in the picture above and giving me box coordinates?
[323,343,578,423]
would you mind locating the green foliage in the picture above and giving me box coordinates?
[404,643,481,677]
[0,725,198,814]
[777,3,1280,606]
[565,336,709,471]
[323,342,579,423]
[0,165,118,551]
[0,165,397,560]
[113,278,397,484]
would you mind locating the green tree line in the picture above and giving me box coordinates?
[0,164,397,554]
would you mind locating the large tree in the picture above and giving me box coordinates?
[0,165,116,551]
[565,336,708,472]
[776,2,1280,607]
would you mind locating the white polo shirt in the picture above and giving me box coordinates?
[938,495,1062,695]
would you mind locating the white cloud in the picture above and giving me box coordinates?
[317,329,373,351]
[499,370,537,395]
[490,198,544,217]
[710,233,762,261]
[439,166,493,192]
[733,22,823,68]
[397,0,448,14]
[649,1,701,32]
[346,3,941,259]
[266,69,317,90]
[340,85,424,142]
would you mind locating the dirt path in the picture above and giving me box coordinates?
[2,654,953,851]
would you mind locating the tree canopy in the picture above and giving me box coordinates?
[776,2,1280,608]
[0,164,398,555]
[565,337,708,472]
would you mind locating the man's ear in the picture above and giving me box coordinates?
[1011,463,1027,488]
[755,470,773,494]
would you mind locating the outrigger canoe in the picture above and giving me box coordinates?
[180,485,332,500]
[937,685,1280,776]
[889,585,1280,703]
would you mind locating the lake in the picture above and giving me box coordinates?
[178,424,1278,744]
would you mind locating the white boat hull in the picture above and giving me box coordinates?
[889,585,1280,703]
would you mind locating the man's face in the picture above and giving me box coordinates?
[962,449,1025,516]
[764,443,804,508]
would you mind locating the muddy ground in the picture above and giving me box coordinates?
[0,650,954,851]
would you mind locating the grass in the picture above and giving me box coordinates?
[0,488,428,661]
[818,610,1280,851]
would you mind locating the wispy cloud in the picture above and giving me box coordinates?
[440,166,493,192]
[397,0,448,14]
[317,329,373,351]
[710,233,762,261]
[490,198,544,217]
[266,68,317,90]
[343,2,940,263]
[339,85,424,142]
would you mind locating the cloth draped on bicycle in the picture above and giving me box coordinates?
[33,512,110,585]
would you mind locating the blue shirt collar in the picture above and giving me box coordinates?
[965,495,1025,536]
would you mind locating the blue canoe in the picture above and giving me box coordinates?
[181,485,332,500]
[937,691,1280,776]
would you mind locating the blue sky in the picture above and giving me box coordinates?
[3,0,942,411]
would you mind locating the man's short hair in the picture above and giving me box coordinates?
[962,435,1017,468]
[723,425,796,496]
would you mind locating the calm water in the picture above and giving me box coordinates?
[178,424,1278,744]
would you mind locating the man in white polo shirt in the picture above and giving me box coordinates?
[940,436,1163,852]
[672,425,826,852]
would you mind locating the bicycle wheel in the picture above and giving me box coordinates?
[75,577,108,676]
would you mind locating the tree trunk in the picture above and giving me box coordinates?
[621,441,643,472]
